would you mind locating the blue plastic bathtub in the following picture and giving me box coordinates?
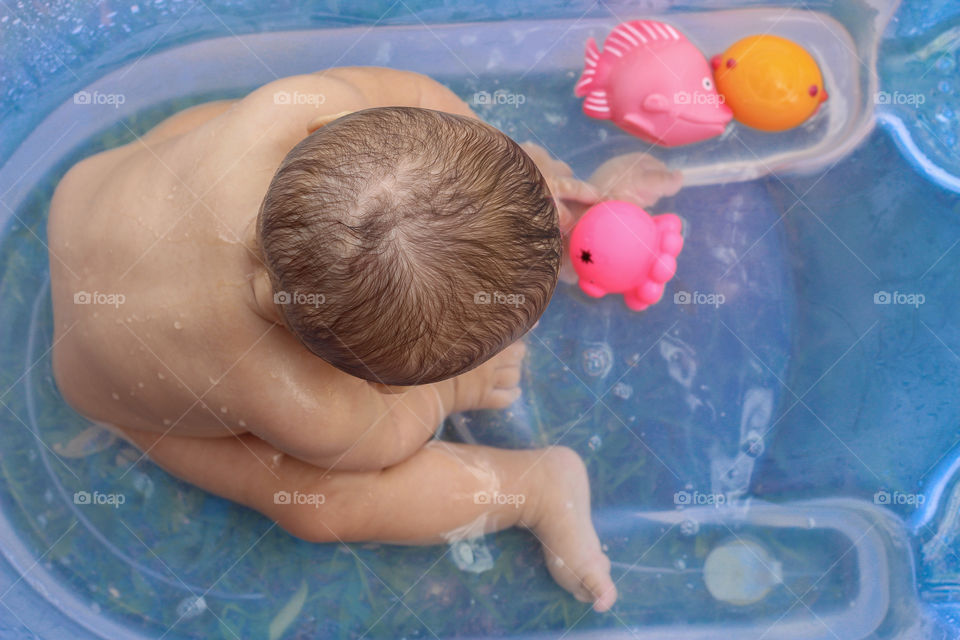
[2,1,960,638]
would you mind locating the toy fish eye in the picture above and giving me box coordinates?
[702,77,713,90]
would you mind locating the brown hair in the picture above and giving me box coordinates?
[257,106,560,386]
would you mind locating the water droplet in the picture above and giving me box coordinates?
[175,596,207,620]
[582,342,613,378]
[588,434,602,451]
[612,382,633,399]
[173,321,183,330]
[680,519,699,536]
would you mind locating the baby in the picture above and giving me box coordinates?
[48,66,681,613]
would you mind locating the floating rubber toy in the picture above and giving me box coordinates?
[575,20,733,147]
[711,34,828,132]
[570,201,684,311]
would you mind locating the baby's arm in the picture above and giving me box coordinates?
[115,425,616,611]
[248,341,527,473]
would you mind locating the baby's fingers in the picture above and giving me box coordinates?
[553,177,601,205]
[494,367,521,390]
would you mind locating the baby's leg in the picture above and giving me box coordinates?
[115,426,617,611]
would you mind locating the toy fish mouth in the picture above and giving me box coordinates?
[677,109,733,127]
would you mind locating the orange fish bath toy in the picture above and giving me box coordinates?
[711,34,828,132]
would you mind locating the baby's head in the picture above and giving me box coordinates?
[257,107,560,386]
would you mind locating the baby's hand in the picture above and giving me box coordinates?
[520,142,601,232]
[587,152,683,209]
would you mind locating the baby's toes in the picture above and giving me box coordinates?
[581,559,617,612]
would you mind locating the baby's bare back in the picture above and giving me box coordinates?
[49,72,390,439]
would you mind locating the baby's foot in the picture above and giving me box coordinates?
[526,447,618,612]
[451,341,526,412]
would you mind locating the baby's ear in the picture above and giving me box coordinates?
[306,110,355,134]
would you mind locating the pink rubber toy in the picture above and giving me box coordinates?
[574,20,733,147]
[570,201,684,311]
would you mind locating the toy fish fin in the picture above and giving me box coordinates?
[643,93,671,113]
[582,90,612,120]
[574,37,601,97]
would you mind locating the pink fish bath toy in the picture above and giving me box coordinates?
[574,20,733,146]
[570,201,684,311]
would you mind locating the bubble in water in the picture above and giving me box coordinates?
[450,538,494,574]
[680,519,699,536]
[111,392,120,400]
[659,336,696,387]
[612,382,633,399]
[173,321,183,330]
[937,54,955,74]
[157,372,166,380]
[582,342,613,378]
[674,558,686,571]
[740,388,773,433]
[588,434,602,451]
[175,595,207,620]
[133,472,154,498]
[703,540,782,606]
[936,104,954,125]
[742,431,765,458]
